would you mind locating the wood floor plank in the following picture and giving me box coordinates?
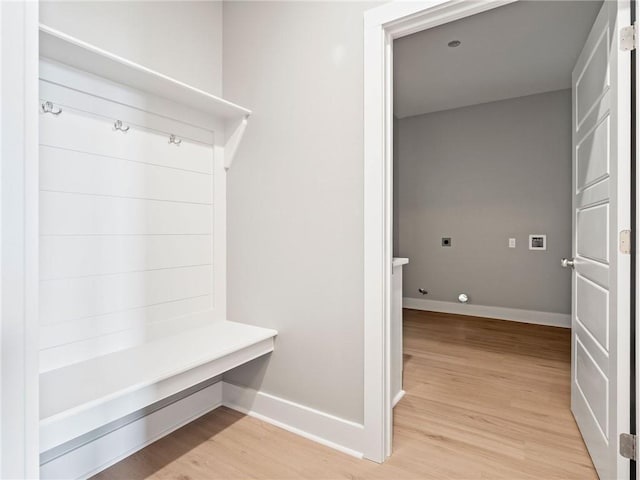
[93,309,597,480]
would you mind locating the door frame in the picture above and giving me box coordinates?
[0,0,40,477]
[364,0,637,467]
[362,0,517,462]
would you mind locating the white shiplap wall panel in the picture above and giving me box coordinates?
[40,192,212,235]
[40,105,213,174]
[40,146,213,204]
[40,235,213,280]
[39,81,216,371]
[40,265,213,326]
[40,308,213,372]
[39,295,213,350]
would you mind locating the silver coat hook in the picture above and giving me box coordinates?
[41,101,62,115]
[114,120,130,133]
[168,134,182,146]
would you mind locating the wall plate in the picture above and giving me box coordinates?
[529,234,547,251]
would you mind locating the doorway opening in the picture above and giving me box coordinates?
[392,3,598,475]
[364,0,632,478]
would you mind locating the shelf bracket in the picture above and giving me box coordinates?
[224,115,249,170]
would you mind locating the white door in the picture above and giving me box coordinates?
[571,2,632,479]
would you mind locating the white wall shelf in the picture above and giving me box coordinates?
[39,24,251,121]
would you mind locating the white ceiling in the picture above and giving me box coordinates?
[393,1,602,118]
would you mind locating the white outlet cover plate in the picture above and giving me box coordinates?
[508,238,516,248]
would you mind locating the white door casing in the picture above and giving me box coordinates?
[635,0,640,478]
[364,0,519,462]
[0,1,40,477]
[571,2,631,479]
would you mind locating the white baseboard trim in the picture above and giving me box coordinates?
[40,380,367,479]
[392,389,405,408]
[222,381,364,459]
[40,382,223,480]
[403,297,571,328]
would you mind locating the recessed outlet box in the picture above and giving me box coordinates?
[529,234,547,251]
[441,237,452,247]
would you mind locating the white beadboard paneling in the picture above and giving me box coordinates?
[40,309,213,372]
[39,104,214,174]
[39,295,212,350]
[40,146,213,204]
[40,265,213,325]
[40,235,213,280]
[39,75,216,146]
[40,191,212,235]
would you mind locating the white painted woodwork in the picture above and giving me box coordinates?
[40,235,213,280]
[40,146,214,204]
[363,0,517,462]
[41,192,212,236]
[36,24,269,473]
[0,1,40,477]
[403,297,571,328]
[635,4,640,479]
[39,64,215,145]
[391,258,407,412]
[40,321,276,452]
[38,80,219,371]
[223,382,365,459]
[40,306,213,372]
[39,103,214,175]
[39,24,250,120]
[40,265,213,327]
[576,117,610,190]
[40,382,224,480]
[570,2,631,478]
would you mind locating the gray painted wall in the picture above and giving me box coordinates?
[395,89,572,314]
[39,1,223,95]
[223,1,379,424]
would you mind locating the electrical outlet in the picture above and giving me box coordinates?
[509,238,516,248]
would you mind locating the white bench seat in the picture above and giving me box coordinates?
[40,320,277,453]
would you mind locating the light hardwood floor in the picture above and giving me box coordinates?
[94,310,597,480]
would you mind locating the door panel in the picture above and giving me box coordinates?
[576,31,610,127]
[576,275,609,349]
[571,2,631,479]
[576,336,609,435]
[576,117,610,190]
[577,204,610,262]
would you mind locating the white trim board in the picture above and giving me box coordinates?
[1,2,41,477]
[40,381,223,480]
[41,380,366,479]
[403,297,571,328]
[363,0,518,462]
[392,390,405,408]
[222,382,364,459]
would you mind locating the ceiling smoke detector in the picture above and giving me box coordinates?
[447,40,461,48]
